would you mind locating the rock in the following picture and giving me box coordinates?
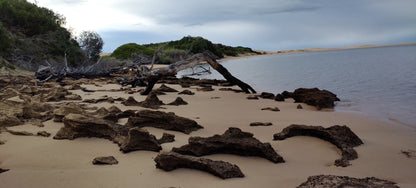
[127,110,203,134]
[167,97,188,106]
[121,96,141,106]
[197,86,214,92]
[64,94,82,100]
[246,95,259,100]
[119,127,162,153]
[250,122,273,126]
[6,129,34,136]
[44,87,71,102]
[273,124,363,167]
[92,156,119,165]
[281,90,292,98]
[0,168,9,173]
[274,94,285,101]
[297,175,399,188]
[0,114,22,127]
[289,88,340,110]
[53,103,85,122]
[261,107,280,111]
[154,152,244,179]
[156,84,178,92]
[260,92,275,99]
[37,131,51,137]
[138,93,165,109]
[83,96,116,103]
[297,104,303,109]
[157,133,175,144]
[173,127,284,163]
[178,90,195,95]
[401,149,416,159]
[0,140,5,145]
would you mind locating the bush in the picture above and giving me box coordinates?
[111,43,154,59]
[0,22,12,56]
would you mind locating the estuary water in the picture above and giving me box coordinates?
[178,44,416,128]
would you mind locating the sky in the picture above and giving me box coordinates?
[28,0,416,53]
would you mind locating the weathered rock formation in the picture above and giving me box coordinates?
[260,92,275,99]
[127,110,203,134]
[157,133,175,144]
[279,88,340,110]
[0,168,9,173]
[119,127,161,153]
[178,89,195,95]
[53,103,85,122]
[261,107,280,112]
[92,156,119,165]
[156,84,178,93]
[138,93,165,109]
[173,127,284,163]
[167,97,188,106]
[154,152,244,179]
[250,122,273,126]
[273,124,363,167]
[297,175,399,188]
[121,96,141,106]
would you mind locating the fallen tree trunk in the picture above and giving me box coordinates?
[140,51,256,95]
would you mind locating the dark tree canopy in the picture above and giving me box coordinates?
[78,31,104,62]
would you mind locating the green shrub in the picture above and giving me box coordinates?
[0,22,12,56]
[111,43,154,59]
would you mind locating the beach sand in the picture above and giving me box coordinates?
[0,82,415,188]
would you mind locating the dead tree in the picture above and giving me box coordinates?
[140,51,256,95]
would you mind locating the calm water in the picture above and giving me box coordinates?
[178,44,416,128]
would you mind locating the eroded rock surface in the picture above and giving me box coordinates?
[173,127,284,163]
[154,152,244,179]
[297,175,399,188]
[156,84,178,93]
[167,97,188,106]
[273,124,363,167]
[157,133,175,144]
[280,88,340,110]
[92,156,119,165]
[127,110,203,134]
[119,127,161,153]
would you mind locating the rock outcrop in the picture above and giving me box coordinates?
[157,133,175,144]
[280,88,340,110]
[156,84,178,93]
[260,92,275,99]
[154,152,244,179]
[138,93,165,109]
[167,97,188,106]
[173,127,284,163]
[273,124,363,167]
[119,127,161,153]
[127,110,203,134]
[92,156,119,165]
[297,175,399,188]
[178,90,195,95]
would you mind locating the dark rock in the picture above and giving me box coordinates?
[81,88,95,92]
[0,115,22,127]
[6,129,34,136]
[83,97,115,104]
[250,122,273,126]
[297,175,399,188]
[261,107,280,111]
[121,96,141,106]
[290,88,340,110]
[401,149,416,159]
[178,90,195,95]
[219,88,244,93]
[274,94,285,101]
[92,156,119,165]
[138,93,164,109]
[197,86,214,92]
[173,127,284,163]
[297,104,303,109]
[64,94,82,101]
[246,95,259,100]
[119,127,161,153]
[154,152,244,179]
[281,91,292,98]
[273,124,363,167]
[127,110,203,134]
[0,140,5,145]
[37,131,51,137]
[157,133,175,144]
[156,84,178,92]
[260,92,275,99]
[167,97,188,106]
[0,168,9,173]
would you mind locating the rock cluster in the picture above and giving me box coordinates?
[279,88,340,110]
[297,175,399,188]
[273,124,363,167]
[155,152,244,179]
[173,127,284,163]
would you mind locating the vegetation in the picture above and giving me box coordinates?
[77,31,104,62]
[0,0,85,70]
[112,36,260,64]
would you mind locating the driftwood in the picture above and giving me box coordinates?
[139,51,256,95]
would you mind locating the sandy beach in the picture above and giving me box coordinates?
[0,75,415,188]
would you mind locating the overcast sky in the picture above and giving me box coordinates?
[29,0,416,52]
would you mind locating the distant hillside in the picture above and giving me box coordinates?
[111,36,261,64]
[0,0,85,71]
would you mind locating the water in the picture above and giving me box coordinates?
[178,44,416,127]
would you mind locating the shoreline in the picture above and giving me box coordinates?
[0,77,415,187]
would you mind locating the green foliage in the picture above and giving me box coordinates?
[0,58,16,70]
[111,43,154,59]
[77,31,104,62]
[167,36,224,58]
[0,22,12,56]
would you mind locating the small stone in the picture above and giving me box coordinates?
[250,122,273,126]
[178,90,195,95]
[274,94,285,101]
[92,156,119,165]
[261,107,280,111]
[260,92,275,99]
[247,95,259,100]
[167,97,188,106]
[6,129,34,136]
[297,104,303,109]
[157,133,175,144]
[0,168,10,173]
[37,131,51,137]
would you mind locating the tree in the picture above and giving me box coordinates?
[77,31,103,62]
